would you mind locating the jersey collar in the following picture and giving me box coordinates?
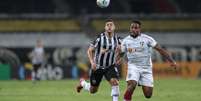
[130,34,141,39]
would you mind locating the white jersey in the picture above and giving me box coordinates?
[31,47,44,65]
[121,33,157,67]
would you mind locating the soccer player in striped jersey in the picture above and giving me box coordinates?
[76,19,121,101]
[29,39,45,82]
[121,20,177,101]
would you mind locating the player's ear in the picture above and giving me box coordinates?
[104,25,107,30]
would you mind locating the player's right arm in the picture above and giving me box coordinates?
[87,47,96,71]
[87,36,100,71]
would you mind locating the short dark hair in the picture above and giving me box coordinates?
[105,18,114,23]
[132,20,141,26]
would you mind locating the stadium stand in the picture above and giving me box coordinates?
[90,18,201,32]
[0,0,200,15]
[174,0,201,13]
[0,0,55,14]
[0,0,201,80]
[0,19,81,32]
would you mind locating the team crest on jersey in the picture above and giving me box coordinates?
[140,41,144,47]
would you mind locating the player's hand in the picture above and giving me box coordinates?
[170,62,177,70]
[91,62,97,72]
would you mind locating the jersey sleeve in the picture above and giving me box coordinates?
[89,36,100,48]
[121,39,127,53]
[117,36,122,45]
[148,36,157,47]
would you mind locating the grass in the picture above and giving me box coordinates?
[0,79,201,101]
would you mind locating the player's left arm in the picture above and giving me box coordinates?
[154,44,177,69]
[115,36,124,65]
[115,44,122,65]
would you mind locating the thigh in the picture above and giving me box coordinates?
[90,69,104,87]
[126,64,140,83]
[139,69,153,87]
[104,66,119,81]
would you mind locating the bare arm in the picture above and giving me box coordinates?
[154,44,177,68]
[87,47,96,71]
[115,45,122,65]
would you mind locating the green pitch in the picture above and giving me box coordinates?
[0,79,201,101]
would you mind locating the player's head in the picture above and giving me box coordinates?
[104,18,115,33]
[36,39,43,47]
[130,20,141,37]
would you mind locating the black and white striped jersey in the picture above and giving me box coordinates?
[90,32,121,68]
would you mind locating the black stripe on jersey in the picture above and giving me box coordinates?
[118,36,121,44]
[113,36,117,50]
[92,33,121,68]
[103,33,107,49]
[94,35,101,63]
[106,38,112,66]
[99,34,106,66]
[109,36,116,65]
[112,36,118,64]
[106,52,110,66]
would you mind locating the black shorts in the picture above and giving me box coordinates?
[90,65,119,86]
[33,64,42,72]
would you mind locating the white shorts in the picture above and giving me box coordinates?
[126,63,153,87]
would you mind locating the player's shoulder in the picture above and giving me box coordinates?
[124,35,132,40]
[115,33,122,40]
[99,32,105,37]
[122,35,131,42]
[123,35,131,39]
[141,33,155,40]
[94,32,104,39]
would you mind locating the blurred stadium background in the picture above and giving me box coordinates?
[0,0,201,101]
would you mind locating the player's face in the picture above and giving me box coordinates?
[130,23,141,37]
[105,21,115,33]
[37,40,43,47]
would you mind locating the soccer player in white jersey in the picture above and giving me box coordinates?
[29,39,45,82]
[76,19,121,101]
[121,20,177,101]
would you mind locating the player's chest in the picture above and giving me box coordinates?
[100,38,118,53]
[126,39,148,52]
[101,39,117,48]
[128,38,148,47]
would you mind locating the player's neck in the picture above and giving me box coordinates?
[130,34,139,38]
[106,32,114,38]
